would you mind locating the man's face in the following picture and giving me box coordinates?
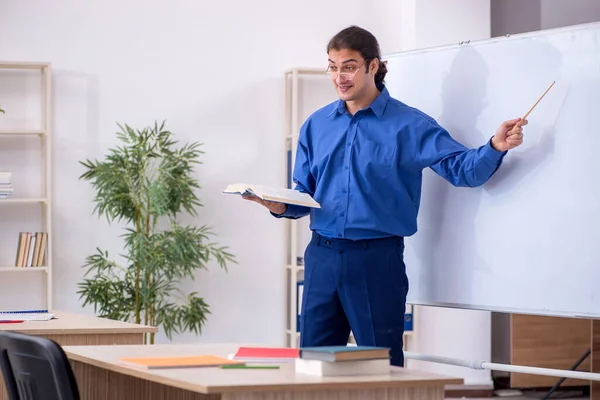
[327,48,373,102]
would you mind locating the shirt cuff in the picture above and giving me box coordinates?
[270,204,309,219]
[482,137,507,163]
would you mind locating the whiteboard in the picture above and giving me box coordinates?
[384,22,600,318]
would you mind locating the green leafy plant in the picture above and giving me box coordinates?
[77,121,236,344]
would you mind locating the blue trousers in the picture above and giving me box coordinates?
[299,232,409,367]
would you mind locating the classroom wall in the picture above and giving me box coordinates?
[491,0,600,37]
[0,0,403,346]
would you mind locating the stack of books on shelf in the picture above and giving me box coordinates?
[0,172,12,199]
[295,346,391,377]
[14,232,48,267]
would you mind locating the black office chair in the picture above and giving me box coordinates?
[0,331,79,400]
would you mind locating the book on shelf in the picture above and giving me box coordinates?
[223,183,320,208]
[296,280,303,332]
[15,232,47,267]
[405,304,413,331]
[0,171,12,199]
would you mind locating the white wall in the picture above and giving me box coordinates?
[396,0,493,387]
[0,0,401,345]
[491,0,600,37]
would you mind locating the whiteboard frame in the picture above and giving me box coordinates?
[383,21,600,60]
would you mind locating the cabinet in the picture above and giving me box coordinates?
[0,62,52,309]
[510,314,591,388]
[282,68,414,352]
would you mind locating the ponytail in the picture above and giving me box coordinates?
[374,59,387,85]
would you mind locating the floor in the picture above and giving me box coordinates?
[445,397,588,399]
[444,387,589,399]
[445,392,588,399]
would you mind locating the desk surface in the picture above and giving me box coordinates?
[0,310,157,335]
[63,343,463,395]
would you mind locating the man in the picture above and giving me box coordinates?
[244,26,526,367]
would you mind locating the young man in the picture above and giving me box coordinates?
[244,26,526,367]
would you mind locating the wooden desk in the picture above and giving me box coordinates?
[0,310,156,400]
[64,343,463,400]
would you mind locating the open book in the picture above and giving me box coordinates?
[223,183,320,208]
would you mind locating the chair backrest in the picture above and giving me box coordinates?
[0,331,79,400]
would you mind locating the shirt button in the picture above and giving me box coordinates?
[340,212,345,217]
[342,188,347,193]
[344,166,348,170]
[338,234,342,237]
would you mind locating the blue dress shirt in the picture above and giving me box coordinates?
[275,84,506,240]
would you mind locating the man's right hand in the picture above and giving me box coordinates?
[243,194,287,215]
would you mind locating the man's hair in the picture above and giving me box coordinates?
[327,25,388,85]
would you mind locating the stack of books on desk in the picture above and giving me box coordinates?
[295,346,391,377]
[0,171,12,199]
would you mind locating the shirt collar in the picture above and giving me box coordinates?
[328,83,390,119]
[369,83,389,119]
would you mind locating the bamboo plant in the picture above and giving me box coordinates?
[77,121,236,344]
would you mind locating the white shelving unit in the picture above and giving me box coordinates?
[283,67,323,348]
[283,68,415,357]
[0,62,52,309]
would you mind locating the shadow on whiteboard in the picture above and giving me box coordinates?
[410,46,491,306]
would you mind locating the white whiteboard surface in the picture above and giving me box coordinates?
[384,22,600,318]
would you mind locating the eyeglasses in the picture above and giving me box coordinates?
[325,61,367,80]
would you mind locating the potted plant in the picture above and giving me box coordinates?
[77,121,236,344]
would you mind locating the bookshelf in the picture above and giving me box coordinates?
[282,68,415,354]
[0,61,52,310]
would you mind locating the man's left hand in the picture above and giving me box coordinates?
[491,118,528,152]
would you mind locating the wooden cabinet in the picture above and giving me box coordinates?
[509,314,591,388]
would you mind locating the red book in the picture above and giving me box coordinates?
[233,347,299,363]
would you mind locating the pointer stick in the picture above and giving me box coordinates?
[522,81,555,120]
